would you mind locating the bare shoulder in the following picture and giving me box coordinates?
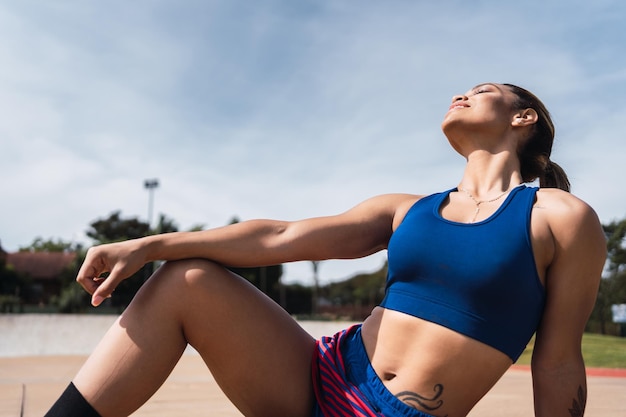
[347,193,423,230]
[371,193,423,229]
[534,188,606,278]
[535,188,594,215]
[355,192,422,212]
[535,189,603,234]
[531,189,606,371]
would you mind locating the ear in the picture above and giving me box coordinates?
[512,108,538,127]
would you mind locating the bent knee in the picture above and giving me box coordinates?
[159,258,223,273]
[157,258,226,283]
[143,259,265,320]
[153,258,241,293]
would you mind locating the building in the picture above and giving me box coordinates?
[0,242,77,305]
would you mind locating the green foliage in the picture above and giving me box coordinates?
[82,211,164,311]
[48,250,87,313]
[19,237,83,253]
[0,263,20,295]
[186,224,206,232]
[605,220,626,272]
[153,214,179,235]
[324,263,387,306]
[282,283,312,315]
[0,261,23,312]
[228,264,284,302]
[86,211,151,243]
[43,210,204,312]
[314,263,387,320]
[589,218,626,335]
[52,280,90,313]
[225,217,287,308]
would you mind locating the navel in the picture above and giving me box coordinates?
[382,371,397,381]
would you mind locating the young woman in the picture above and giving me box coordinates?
[45,83,606,417]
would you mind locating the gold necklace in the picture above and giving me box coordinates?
[458,186,514,222]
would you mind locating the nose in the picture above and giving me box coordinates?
[451,94,468,103]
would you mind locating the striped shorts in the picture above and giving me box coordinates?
[311,325,435,417]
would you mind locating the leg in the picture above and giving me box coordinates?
[72,259,316,417]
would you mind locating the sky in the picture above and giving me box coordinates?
[1,0,625,285]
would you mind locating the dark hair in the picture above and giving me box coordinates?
[503,83,570,192]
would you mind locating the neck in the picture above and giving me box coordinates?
[458,150,523,197]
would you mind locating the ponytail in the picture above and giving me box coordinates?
[504,83,571,193]
[539,160,570,192]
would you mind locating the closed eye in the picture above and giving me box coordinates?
[470,83,500,95]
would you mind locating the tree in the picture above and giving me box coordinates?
[83,211,155,310]
[228,264,284,303]
[86,211,151,243]
[225,216,285,306]
[0,259,21,312]
[51,211,183,312]
[153,214,179,235]
[19,237,83,253]
[590,218,626,334]
[320,262,387,320]
[10,237,85,311]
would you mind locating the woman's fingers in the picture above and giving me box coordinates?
[74,246,116,305]
[75,241,147,306]
[90,266,124,306]
[91,291,108,307]
[76,257,107,295]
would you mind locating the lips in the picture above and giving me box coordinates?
[448,103,469,111]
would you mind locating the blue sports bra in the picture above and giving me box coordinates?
[380,185,545,361]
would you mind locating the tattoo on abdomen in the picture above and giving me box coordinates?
[568,386,587,417]
[396,383,447,414]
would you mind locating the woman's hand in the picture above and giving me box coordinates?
[76,239,149,307]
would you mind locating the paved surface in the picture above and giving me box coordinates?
[1,315,625,416]
[1,355,625,417]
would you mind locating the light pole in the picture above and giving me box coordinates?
[144,178,159,229]
[311,261,320,316]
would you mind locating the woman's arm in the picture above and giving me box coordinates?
[77,193,418,306]
[531,192,606,417]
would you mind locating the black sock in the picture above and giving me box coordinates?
[44,382,101,417]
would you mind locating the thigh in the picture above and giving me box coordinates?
[155,259,317,417]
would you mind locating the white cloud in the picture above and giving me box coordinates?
[1,0,625,284]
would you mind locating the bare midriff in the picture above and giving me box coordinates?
[360,307,514,416]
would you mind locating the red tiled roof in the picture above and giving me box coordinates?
[6,252,77,280]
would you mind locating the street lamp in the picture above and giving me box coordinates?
[144,178,159,229]
[311,261,320,316]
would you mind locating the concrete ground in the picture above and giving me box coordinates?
[1,315,625,416]
[1,355,625,417]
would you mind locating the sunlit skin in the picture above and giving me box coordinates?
[62,83,605,417]
[443,83,530,155]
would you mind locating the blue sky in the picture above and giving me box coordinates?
[1,1,625,285]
